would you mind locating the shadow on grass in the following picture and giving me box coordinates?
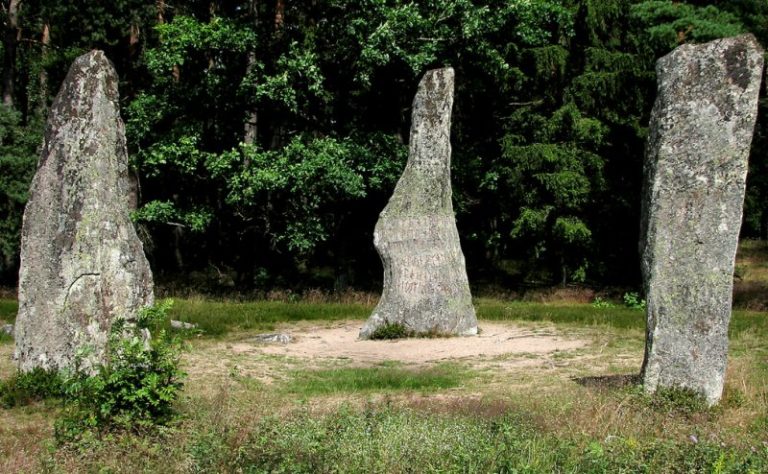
[572,373,641,389]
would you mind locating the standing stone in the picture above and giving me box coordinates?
[640,35,763,405]
[15,50,154,372]
[360,67,477,339]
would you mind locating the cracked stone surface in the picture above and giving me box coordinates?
[360,67,477,339]
[15,50,154,372]
[640,34,764,405]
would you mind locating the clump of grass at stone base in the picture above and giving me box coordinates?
[368,321,458,340]
[0,367,64,408]
[368,321,413,340]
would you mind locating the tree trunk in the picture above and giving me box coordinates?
[243,56,258,146]
[560,258,567,287]
[2,0,21,108]
[156,0,180,82]
[243,0,259,148]
[275,0,284,30]
[35,22,50,116]
[125,23,140,99]
[129,23,139,54]
[173,226,185,271]
[156,0,165,24]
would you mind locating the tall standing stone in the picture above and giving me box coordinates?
[360,67,477,339]
[15,50,154,372]
[640,35,764,405]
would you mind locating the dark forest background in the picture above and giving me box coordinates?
[0,0,766,294]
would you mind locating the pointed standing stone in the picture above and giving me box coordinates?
[640,35,764,405]
[15,50,154,372]
[360,67,477,339]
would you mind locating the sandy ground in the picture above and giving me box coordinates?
[229,321,587,364]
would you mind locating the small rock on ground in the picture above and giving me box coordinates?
[171,320,198,330]
[251,333,293,344]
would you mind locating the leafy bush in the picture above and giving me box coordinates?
[55,300,185,443]
[623,292,647,310]
[591,297,616,309]
[0,367,64,408]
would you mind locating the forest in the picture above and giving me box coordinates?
[1,0,767,292]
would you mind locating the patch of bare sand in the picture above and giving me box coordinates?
[230,321,587,365]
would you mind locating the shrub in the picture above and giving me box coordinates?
[623,292,646,310]
[55,300,185,443]
[0,367,64,408]
[591,297,616,309]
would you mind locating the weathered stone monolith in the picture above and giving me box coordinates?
[640,35,764,405]
[360,67,477,339]
[14,50,154,372]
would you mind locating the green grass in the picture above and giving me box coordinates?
[0,298,370,337]
[477,299,645,329]
[168,298,371,336]
[285,363,465,396]
[477,299,768,338]
[3,297,766,340]
[0,298,17,323]
[185,404,768,473]
[0,368,64,408]
[1,294,765,472]
[0,299,16,344]
[729,310,768,337]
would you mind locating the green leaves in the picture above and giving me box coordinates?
[132,201,213,233]
[553,216,592,246]
[0,106,41,275]
[147,15,255,79]
[56,300,185,443]
[226,134,405,253]
[242,41,329,115]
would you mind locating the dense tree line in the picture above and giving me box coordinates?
[0,0,766,292]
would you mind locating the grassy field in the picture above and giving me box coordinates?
[0,295,766,472]
[0,242,767,472]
